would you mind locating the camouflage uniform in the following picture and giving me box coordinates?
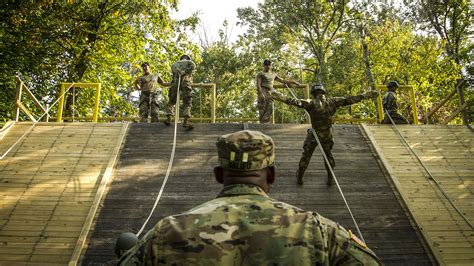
[119,130,381,265]
[272,91,377,184]
[166,59,196,118]
[382,91,409,124]
[135,74,162,123]
[256,71,277,123]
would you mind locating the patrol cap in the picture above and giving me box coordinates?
[387,81,399,89]
[180,54,191,60]
[311,83,326,94]
[216,130,275,171]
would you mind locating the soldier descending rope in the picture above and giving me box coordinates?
[117,130,381,265]
[164,55,196,129]
[271,84,379,185]
[256,59,300,123]
[134,62,170,123]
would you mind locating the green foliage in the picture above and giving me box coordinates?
[0,0,199,121]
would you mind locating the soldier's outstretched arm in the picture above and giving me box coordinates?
[334,91,378,107]
[157,76,171,87]
[270,90,309,109]
[134,78,140,91]
[275,75,301,86]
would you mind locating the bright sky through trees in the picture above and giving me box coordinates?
[171,0,262,43]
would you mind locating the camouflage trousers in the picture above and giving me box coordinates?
[166,79,192,118]
[297,128,335,180]
[257,88,273,123]
[382,111,409,124]
[139,91,160,123]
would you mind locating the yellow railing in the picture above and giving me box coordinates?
[14,77,49,122]
[57,83,101,122]
[375,85,418,125]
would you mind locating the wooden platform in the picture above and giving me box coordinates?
[363,124,474,265]
[82,123,432,265]
[0,122,127,265]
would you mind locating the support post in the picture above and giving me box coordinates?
[14,77,23,122]
[456,80,469,125]
[409,87,419,125]
[92,83,101,123]
[211,84,216,123]
[57,84,66,122]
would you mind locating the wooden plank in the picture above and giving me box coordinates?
[363,124,474,265]
[69,122,129,265]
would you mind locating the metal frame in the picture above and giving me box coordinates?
[375,85,418,125]
[56,83,101,122]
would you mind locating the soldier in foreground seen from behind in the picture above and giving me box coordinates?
[382,81,409,124]
[118,130,381,265]
[271,84,379,185]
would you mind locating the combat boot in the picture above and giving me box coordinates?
[296,169,304,185]
[183,117,194,130]
[326,172,333,186]
[163,115,171,126]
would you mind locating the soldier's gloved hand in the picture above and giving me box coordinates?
[365,91,379,99]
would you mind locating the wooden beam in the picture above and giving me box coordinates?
[16,101,37,122]
[441,102,468,125]
[424,89,457,122]
[14,78,23,122]
[22,85,48,119]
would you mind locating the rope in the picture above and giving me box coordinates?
[136,75,181,237]
[384,110,474,229]
[283,84,366,243]
[0,82,76,160]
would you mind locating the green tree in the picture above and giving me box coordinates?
[0,0,199,122]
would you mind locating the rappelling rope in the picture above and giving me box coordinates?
[283,84,366,243]
[136,75,182,237]
[0,82,76,160]
[384,110,473,229]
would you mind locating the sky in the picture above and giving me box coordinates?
[171,0,262,44]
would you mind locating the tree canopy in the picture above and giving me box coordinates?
[0,0,471,124]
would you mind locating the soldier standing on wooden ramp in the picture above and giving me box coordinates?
[382,81,409,124]
[117,130,381,265]
[134,62,170,123]
[256,59,301,123]
[271,84,379,185]
[164,55,196,129]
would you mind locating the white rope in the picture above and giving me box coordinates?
[0,82,76,160]
[284,84,366,243]
[136,75,181,237]
[384,110,473,229]
[310,129,366,243]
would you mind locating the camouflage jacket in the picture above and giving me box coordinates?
[171,60,196,82]
[382,91,398,114]
[120,184,381,265]
[135,74,162,93]
[272,91,372,130]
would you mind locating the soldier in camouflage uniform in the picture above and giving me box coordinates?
[164,55,196,129]
[134,62,170,123]
[272,84,379,185]
[118,130,381,265]
[256,59,301,123]
[382,81,409,124]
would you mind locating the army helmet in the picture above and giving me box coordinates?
[387,81,399,89]
[311,84,326,95]
[115,232,139,257]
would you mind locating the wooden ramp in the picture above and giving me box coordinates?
[0,122,127,265]
[363,124,474,265]
[82,123,432,265]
